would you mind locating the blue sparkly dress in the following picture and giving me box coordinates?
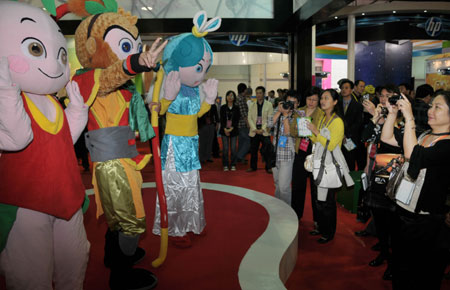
[153,85,209,236]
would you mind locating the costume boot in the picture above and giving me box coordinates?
[108,231,157,290]
[104,228,145,268]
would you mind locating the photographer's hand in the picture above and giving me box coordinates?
[363,99,376,116]
[397,98,414,121]
[307,122,319,136]
[381,102,400,147]
[386,100,399,116]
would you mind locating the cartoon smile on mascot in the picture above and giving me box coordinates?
[0,1,89,289]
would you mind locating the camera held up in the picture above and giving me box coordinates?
[282,100,295,111]
[388,94,403,105]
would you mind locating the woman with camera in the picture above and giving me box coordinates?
[290,87,324,230]
[307,89,351,244]
[381,91,450,289]
[360,87,403,280]
[268,90,299,205]
[220,90,240,171]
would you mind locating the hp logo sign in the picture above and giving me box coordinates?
[229,35,249,47]
[425,17,442,37]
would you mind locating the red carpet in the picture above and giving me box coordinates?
[82,188,269,290]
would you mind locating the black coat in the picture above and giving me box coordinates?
[198,103,219,129]
[339,97,364,144]
[219,104,240,137]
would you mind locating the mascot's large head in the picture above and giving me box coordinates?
[0,1,70,95]
[65,0,143,69]
[162,11,221,88]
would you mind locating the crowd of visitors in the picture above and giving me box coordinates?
[199,80,449,288]
[71,79,450,288]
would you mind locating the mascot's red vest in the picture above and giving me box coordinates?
[0,94,85,220]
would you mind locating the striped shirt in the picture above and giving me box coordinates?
[268,108,295,162]
[236,94,248,128]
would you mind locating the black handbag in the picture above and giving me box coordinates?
[268,118,282,168]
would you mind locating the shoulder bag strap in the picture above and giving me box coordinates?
[273,116,282,154]
[314,139,330,186]
[330,150,344,184]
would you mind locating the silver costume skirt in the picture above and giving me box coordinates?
[152,139,206,236]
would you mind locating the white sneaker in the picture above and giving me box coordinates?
[231,166,236,171]
[223,166,229,171]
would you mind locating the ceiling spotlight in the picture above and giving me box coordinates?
[141,6,153,11]
[393,10,396,13]
[362,13,365,16]
[334,16,338,19]
[424,10,427,13]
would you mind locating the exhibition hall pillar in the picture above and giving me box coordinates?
[290,21,313,94]
[347,14,356,83]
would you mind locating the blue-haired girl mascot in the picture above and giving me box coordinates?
[151,11,221,248]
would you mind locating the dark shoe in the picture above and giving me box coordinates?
[371,242,381,251]
[266,168,273,174]
[355,230,369,237]
[107,231,158,290]
[382,266,393,280]
[110,268,158,290]
[317,237,332,244]
[246,168,256,172]
[105,246,145,268]
[369,253,386,267]
[309,230,321,236]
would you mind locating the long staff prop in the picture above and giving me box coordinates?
[150,63,168,268]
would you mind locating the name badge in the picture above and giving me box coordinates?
[299,138,310,152]
[278,136,287,148]
[256,116,262,125]
[343,138,357,151]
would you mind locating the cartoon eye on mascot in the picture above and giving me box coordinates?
[0,1,90,289]
[150,11,221,248]
[60,0,167,289]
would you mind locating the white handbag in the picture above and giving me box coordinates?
[313,140,344,189]
[304,144,315,173]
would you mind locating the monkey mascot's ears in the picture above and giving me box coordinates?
[86,36,97,56]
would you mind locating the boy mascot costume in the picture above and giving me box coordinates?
[62,0,167,289]
[0,1,89,289]
[151,11,220,247]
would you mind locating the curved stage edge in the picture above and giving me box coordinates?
[86,182,299,290]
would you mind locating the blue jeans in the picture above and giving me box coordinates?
[221,135,237,167]
[236,127,250,160]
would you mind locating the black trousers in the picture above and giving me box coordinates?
[372,207,395,258]
[392,208,449,290]
[212,129,220,157]
[356,142,367,171]
[250,134,271,170]
[342,146,357,171]
[291,150,318,221]
[316,188,338,239]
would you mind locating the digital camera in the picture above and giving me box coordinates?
[282,101,295,110]
[388,94,403,105]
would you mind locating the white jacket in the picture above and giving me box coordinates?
[313,127,354,200]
